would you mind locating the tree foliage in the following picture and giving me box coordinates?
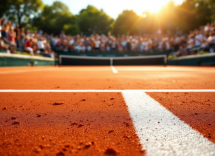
[0,0,10,17]
[32,1,78,35]
[78,5,114,34]
[1,0,214,35]
[4,0,43,27]
[112,10,141,35]
[112,0,213,35]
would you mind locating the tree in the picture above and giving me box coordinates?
[0,0,10,17]
[63,24,80,35]
[195,0,211,26]
[199,0,215,22]
[32,1,78,35]
[4,0,43,27]
[112,10,141,35]
[78,5,114,35]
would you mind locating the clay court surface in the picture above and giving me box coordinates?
[0,66,215,156]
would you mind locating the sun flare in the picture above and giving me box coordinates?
[145,1,166,13]
[115,0,184,17]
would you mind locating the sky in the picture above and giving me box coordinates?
[42,0,184,19]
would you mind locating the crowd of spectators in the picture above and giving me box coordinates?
[52,23,215,57]
[0,18,55,58]
[1,17,215,58]
[50,22,215,57]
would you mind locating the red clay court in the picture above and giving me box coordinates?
[0,66,215,156]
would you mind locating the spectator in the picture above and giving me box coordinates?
[94,38,100,52]
[194,30,203,47]
[207,31,215,53]
[0,37,9,53]
[24,38,34,55]
[8,27,16,53]
[187,34,195,54]
[37,37,45,52]
[0,19,2,39]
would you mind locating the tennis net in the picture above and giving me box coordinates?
[59,55,167,66]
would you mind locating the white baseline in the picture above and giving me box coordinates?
[0,89,215,92]
[122,91,215,156]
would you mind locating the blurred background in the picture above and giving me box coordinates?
[1,0,214,35]
[0,0,215,66]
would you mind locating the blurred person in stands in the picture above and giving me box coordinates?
[0,37,10,53]
[151,38,157,52]
[25,29,31,39]
[14,25,21,48]
[187,34,195,54]
[67,36,73,52]
[60,31,66,38]
[147,38,153,52]
[200,38,208,51]
[207,31,215,53]
[111,37,117,51]
[1,18,6,27]
[83,37,89,47]
[8,26,16,53]
[121,37,127,51]
[136,39,140,52]
[1,24,9,42]
[194,30,203,48]
[24,38,34,55]
[52,36,60,48]
[105,40,111,51]
[37,37,45,52]
[32,38,39,54]
[94,37,100,52]
[164,40,171,51]
[176,46,183,57]
[0,19,2,39]
[100,39,106,52]
[55,37,62,49]
[74,39,81,52]
[173,34,180,51]
[45,40,52,53]
[20,28,26,49]
[86,43,92,52]
[61,37,68,52]
[140,38,144,52]
[143,38,149,53]
[81,43,86,53]
[126,38,131,52]
[117,38,123,52]
[90,37,95,51]
[131,39,136,52]
[158,38,163,52]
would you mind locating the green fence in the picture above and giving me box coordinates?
[167,53,215,66]
[0,53,55,67]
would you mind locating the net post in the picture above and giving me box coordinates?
[59,55,62,67]
[110,58,113,66]
[164,55,167,67]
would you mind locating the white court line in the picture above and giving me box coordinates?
[0,89,215,92]
[111,66,118,73]
[110,58,118,73]
[122,91,215,156]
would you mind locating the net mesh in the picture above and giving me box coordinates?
[59,55,167,66]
